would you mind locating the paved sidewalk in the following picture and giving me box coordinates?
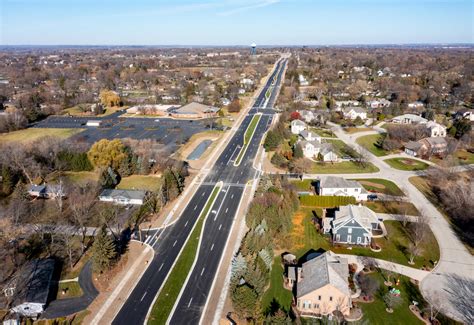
[336,254,430,282]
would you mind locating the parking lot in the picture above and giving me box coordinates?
[33,113,214,153]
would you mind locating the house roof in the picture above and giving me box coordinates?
[99,189,146,200]
[12,259,55,306]
[392,114,427,124]
[291,119,306,127]
[422,137,447,146]
[343,106,366,114]
[288,266,297,280]
[320,143,336,155]
[426,121,445,129]
[405,141,422,151]
[297,251,349,298]
[333,204,379,232]
[320,176,362,189]
[172,102,219,115]
[300,130,319,141]
[28,184,46,193]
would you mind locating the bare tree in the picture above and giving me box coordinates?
[69,184,97,253]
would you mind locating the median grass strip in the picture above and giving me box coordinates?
[148,183,222,325]
[356,133,390,157]
[234,113,262,166]
[384,157,430,171]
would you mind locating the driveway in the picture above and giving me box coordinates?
[42,261,98,319]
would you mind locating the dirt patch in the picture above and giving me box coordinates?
[358,180,386,190]
[400,159,416,165]
[290,211,306,251]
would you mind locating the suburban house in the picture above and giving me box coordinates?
[287,251,352,317]
[323,204,383,246]
[391,114,428,125]
[317,176,368,201]
[299,141,338,162]
[425,121,447,137]
[291,119,307,134]
[367,99,391,109]
[335,100,360,109]
[405,137,448,158]
[300,130,321,142]
[9,259,55,318]
[169,102,220,119]
[453,108,474,121]
[99,189,147,205]
[28,184,65,199]
[298,110,315,123]
[408,101,425,110]
[342,107,367,120]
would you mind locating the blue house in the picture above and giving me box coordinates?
[323,205,383,246]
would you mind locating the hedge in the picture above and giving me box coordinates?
[299,195,356,208]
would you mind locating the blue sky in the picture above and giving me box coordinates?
[1,0,473,45]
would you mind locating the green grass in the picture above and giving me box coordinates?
[61,171,99,186]
[64,104,92,115]
[56,281,83,299]
[290,179,314,191]
[359,272,424,325]
[261,258,293,314]
[148,184,221,325]
[344,127,373,134]
[310,161,379,174]
[300,195,356,208]
[265,88,271,99]
[354,178,404,196]
[235,114,261,165]
[356,134,390,157]
[325,139,359,158]
[0,128,84,144]
[310,127,337,138]
[384,158,430,171]
[117,175,161,191]
[363,201,419,216]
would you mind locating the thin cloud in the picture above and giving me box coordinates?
[218,0,280,16]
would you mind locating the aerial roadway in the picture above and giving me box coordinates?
[112,57,288,325]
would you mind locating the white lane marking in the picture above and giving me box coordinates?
[218,224,222,230]
[173,240,177,247]
[201,267,205,276]
[225,208,229,214]
[140,292,147,301]
[202,192,205,196]
[187,297,193,308]
[211,243,214,251]
[184,221,188,227]
[231,194,234,199]
[194,205,198,210]
[159,263,164,271]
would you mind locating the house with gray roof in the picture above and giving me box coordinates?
[318,176,368,201]
[342,107,367,120]
[391,113,428,125]
[9,259,55,317]
[323,204,383,246]
[99,189,147,205]
[288,251,351,317]
[28,184,65,199]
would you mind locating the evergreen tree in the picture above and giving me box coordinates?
[231,252,247,280]
[91,226,117,272]
[1,166,15,195]
[293,143,303,159]
[231,284,258,320]
[265,309,292,324]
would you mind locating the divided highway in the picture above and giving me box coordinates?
[112,58,287,325]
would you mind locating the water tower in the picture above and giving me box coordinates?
[250,43,257,55]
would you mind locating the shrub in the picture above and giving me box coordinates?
[299,195,356,207]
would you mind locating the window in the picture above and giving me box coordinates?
[318,295,322,301]
[347,235,352,243]
[348,228,352,234]
[329,296,333,302]
[357,236,362,244]
[314,303,319,309]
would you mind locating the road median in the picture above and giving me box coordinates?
[234,113,262,166]
[147,182,223,325]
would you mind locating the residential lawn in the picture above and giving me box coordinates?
[56,281,83,299]
[290,179,314,191]
[344,127,373,134]
[148,184,221,325]
[261,258,293,314]
[363,201,419,216]
[289,209,437,268]
[431,149,474,166]
[117,175,161,191]
[310,127,337,138]
[325,139,359,158]
[64,104,92,116]
[384,158,430,171]
[61,171,99,186]
[359,272,424,325]
[310,161,379,174]
[353,178,405,196]
[356,134,390,157]
[0,128,83,144]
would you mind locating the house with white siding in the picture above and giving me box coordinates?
[317,176,368,201]
[99,189,147,205]
[342,107,368,120]
[291,119,307,134]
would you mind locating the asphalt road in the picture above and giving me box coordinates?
[112,58,287,325]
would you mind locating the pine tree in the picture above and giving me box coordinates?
[92,226,117,272]
[231,284,258,319]
[231,252,247,280]
[1,166,14,195]
[258,248,273,270]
